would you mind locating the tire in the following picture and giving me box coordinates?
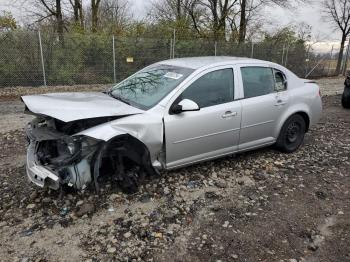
[342,87,350,108]
[118,167,145,194]
[342,95,350,109]
[275,114,306,153]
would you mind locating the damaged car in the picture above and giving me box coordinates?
[23,57,322,193]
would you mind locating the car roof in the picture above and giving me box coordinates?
[158,56,268,69]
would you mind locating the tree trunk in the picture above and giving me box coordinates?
[73,0,79,23]
[72,0,84,29]
[176,0,181,21]
[56,0,64,44]
[79,0,84,28]
[211,0,219,41]
[343,37,350,75]
[91,0,101,33]
[336,34,346,75]
[239,0,246,43]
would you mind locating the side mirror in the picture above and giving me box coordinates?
[171,99,200,114]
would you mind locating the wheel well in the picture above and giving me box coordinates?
[295,112,310,132]
[92,134,158,192]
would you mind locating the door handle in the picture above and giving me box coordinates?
[222,111,237,118]
[275,99,286,106]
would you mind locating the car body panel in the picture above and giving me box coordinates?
[22,92,144,122]
[272,83,322,138]
[164,100,242,168]
[236,63,291,150]
[75,107,164,163]
[163,64,242,168]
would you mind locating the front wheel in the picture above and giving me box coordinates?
[275,114,306,153]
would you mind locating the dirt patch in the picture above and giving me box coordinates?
[317,76,345,96]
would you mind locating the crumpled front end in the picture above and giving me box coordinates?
[22,92,163,193]
[25,117,101,190]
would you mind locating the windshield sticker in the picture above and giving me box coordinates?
[164,72,183,80]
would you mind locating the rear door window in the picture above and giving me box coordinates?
[241,67,275,99]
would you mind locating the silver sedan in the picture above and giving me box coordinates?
[22,57,322,193]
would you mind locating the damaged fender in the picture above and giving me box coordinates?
[75,111,165,192]
[75,112,164,164]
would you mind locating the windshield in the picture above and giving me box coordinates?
[109,64,194,110]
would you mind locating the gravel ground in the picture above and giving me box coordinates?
[0,78,349,262]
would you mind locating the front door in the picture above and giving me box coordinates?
[164,67,242,168]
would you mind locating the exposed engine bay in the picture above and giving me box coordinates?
[26,115,158,193]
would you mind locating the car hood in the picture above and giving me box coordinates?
[21,92,145,122]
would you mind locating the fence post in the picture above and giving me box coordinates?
[38,30,47,87]
[305,44,311,77]
[214,41,217,56]
[327,45,334,76]
[112,35,116,83]
[284,45,289,67]
[172,29,176,59]
[251,42,254,58]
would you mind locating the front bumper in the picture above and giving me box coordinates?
[26,142,60,190]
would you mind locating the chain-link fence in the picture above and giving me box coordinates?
[0,30,348,87]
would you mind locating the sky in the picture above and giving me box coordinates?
[0,0,343,52]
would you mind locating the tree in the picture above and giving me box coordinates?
[149,0,199,38]
[35,0,65,43]
[99,0,131,35]
[237,0,304,43]
[0,11,17,32]
[150,0,188,21]
[201,0,238,40]
[91,0,102,32]
[181,0,239,40]
[149,0,306,43]
[323,0,350,75]
[69,0,84,28]
[238,0,246,43]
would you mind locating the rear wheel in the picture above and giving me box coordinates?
[342,94,350,108]
[275,114,306,153]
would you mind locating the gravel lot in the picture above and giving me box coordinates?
[0,77,349,262]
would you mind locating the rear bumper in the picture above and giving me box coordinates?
[26,142,60,190]
[310,95,323,127]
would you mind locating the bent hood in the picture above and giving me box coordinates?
[21,92,145,122]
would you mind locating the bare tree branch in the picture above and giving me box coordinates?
[322,0,350,74]
[39,0,56,15]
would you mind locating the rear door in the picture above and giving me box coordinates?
[238,65,289,150]
[164,66,242,168]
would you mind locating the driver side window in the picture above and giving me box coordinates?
[181,68,234,108]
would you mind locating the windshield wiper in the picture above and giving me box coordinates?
[108,91,131,105]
